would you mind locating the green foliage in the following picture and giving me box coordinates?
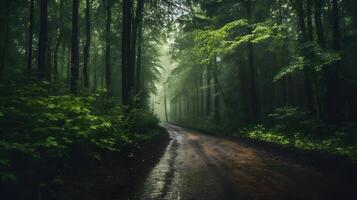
[274,44,341,81]
[236,126,357,161]
[0,81,159,184]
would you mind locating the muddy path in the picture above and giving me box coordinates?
[133,123,356,200]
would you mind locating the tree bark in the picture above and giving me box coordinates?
[70,0,79,95]
[102,0,113,95]
[132,0,145,94]
[135,10,144,94]
[206,63,212,117]
[306,0,314,41]
[38,0,48,80]
[122,0,133,105]
[314,0,326,48]
[246,0,259,123]
[325,0,341,123]
[83,0,91,88]
[27,0,35,74]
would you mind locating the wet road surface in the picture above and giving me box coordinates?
[134,123,356,200]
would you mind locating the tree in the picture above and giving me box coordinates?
[27,0,35,74]
[83,0,91,88]
[38,0,48,80]
[122,0,133,105]
[71,0,79,94]
[102,0,113,95]
[134,0,145,94]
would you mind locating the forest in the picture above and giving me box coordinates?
[0,0,356,199]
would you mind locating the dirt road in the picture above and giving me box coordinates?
[134,123,356,200]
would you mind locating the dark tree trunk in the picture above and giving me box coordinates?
[103,0,112,95]
[135,11,144,94]
[38,0,48,80]
[246,0,259,123]
[332,0,340,51]
[200,71,204,117]
[83,0,91,88]
[306,0,314,41]
[296,0,307,42]
[305,0,314,112]
[0,0,9,79]
[132,0,145,94]
[122,0,132,105]
[70,0,79,95]
[206,64,212,117]
[27,0,35,74]
[314,0,326,48]
[195,73,199,118]
[54,0,64,82]
[325,0,341,123]
[53,38,60,80]
[164,83,168,122]
[46,38,52,81]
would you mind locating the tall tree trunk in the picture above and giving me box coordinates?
[314,0,326,48]
[246,0,259,123]
[305,0,314,112]
[0,0,9,79]
[213,60,220,124]
[296,0,307,42]
[332,0,340,50]
[325,0,341,123]
[206,64,212,117]
[46,38,52,81]
[135,12,144,94]
[306,0,314,41]
[132,0,145,94]
[122,0,132,105]
[70,0,79,95]
[103,1,112,95]
[27,0,35,74]
[200,71,204,118]
[83,0,91,88]
[164,83,168,122]
[38,0,48,80]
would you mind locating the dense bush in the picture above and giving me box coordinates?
[0,81,159,191]
[234,125,357,161]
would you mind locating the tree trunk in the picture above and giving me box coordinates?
[38,0,48,80]
[332,0,340,51]
[306,0,314,41]
[132,0,145,94]
[27,0,35,74]
[103,1,112,95]
[206,64,212,117]
[135,12,144,94]
[325,0,341,123]
[164,83,168,122]
[122,0,132,105]
[0,0,9,79]
[83,0,91,88]
[296,0,307,42]
[246,0,259,123]
[70,0,79,95]
[200,71,204,118]
[314,0,326,48]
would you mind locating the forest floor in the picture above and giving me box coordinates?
[133,123,356,200]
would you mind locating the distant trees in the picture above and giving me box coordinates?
[167,0,357,128]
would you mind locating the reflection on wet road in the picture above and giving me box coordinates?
[134,123,355,200]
